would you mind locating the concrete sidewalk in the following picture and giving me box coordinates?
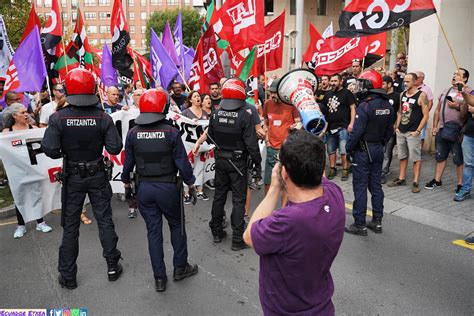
[332,151,474,236]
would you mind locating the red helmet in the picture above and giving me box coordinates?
[64,68,98,106]
[358,70,383,89]
[135,89,169,125]
[220,78,246,110]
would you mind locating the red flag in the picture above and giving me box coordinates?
[256,10,285,73]
[313,36,368,76]
[40,0,62,50]
[303,23,324,63]
[337,0,436,37]
[20,4,41,44]
[110,0,130,70]
[365,32,387,57]
[189,27,224,93]
[227,47,245,71]
[219,0,265,52]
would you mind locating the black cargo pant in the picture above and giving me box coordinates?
[59,171,121,280]
[209,157,247,243]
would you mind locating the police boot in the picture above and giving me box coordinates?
[344,223,368,236]
[173,263,198,281]
[58,274,77,290]
[231,241,249,251]
[107,257,123,282]
[367,218,383,234]
[155,278,167,292]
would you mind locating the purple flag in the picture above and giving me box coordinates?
[150,28,179,90]
[162,21,180,67]
[173,11,185,70]
[2,27,46,97]
[183,45,195,81]
[101,43,118,87]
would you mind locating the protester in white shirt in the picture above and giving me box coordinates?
[39,84,65,127]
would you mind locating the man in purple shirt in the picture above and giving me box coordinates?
[243,130,345,315]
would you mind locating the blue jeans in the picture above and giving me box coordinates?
[461,135,474,192]
[326,128,349,155]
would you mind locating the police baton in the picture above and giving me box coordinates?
[204,132,244,177]
[364,141,373,164]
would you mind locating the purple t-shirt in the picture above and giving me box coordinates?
[251,178,345,315]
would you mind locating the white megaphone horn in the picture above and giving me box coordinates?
[276,69,327,136]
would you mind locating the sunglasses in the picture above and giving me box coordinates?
[55,89,65,93]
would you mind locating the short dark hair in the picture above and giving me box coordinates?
[382,76,393,84]
[321,75,330,80]
[209,82,220,89]
[406,72,418,81]
[186,90,201,106]
[123,83,132,90]
[279,130,326,189]
[459,67,470,83]
[330,73,342,81]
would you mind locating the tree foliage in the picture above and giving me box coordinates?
[0,0,36,49]
[146,8,202,51]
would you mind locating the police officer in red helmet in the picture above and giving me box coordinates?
[345,70,394,236]
[41,68,123,289]
[121,89,198,292]
[208,78,261,250]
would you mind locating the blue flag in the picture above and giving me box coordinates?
[100,43,118,87]
[150,28,179,90]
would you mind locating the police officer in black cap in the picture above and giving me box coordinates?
[121,89,198,292]
[41,68,123,289]
[206,78,262,251]
[345,70,394,236]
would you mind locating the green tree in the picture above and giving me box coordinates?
[0,0,36,49]
[146,8,202,51]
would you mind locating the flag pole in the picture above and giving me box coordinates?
[61,38,69,74]
[133,56,143,88]
[434,12,459,69]
[264,47,268,101]
[45,77,53,103]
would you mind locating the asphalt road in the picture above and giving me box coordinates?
[0,188,473,315]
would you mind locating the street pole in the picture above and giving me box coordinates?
[295,0,304,67]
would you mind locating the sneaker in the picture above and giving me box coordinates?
[341,169,349,181]
[173,263,198,281]
[205,180,215,190]
[455,185,463,194]
[412,182,421,193]
[387,178,406,187]
[465,236,474,245]
[231,241,249,251]
[13,225,26,239]
[107,260,123,282]
[183,195,192,205]
[257,178,264,186]
[366,218,383,234]
[213,230,227,243]
[454,187,471,202]
[327,168,337,180]
[36,222,53,233]
[424,179,442,190]
[196,192,209,201]
[128,208,138,219]
[344,223,368,236]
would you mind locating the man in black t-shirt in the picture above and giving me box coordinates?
[315,75,331,103]
[381,76,400,183]
[170,81,187,110]
[343,59,362,90]
[320,73,357,181]
[209,82,222,108]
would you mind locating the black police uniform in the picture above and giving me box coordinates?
[346,93,394,231]
[208,102,261,248]
[121,120,196,283]
[41,105,123,283]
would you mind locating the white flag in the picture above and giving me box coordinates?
[322,22,334,39]
[0,15,14,78]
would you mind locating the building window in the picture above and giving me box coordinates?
[100,39,107,44]
[44,0,52,7]
[100,25,110,34]
[129,12,135,19]
[130,26,135,33]
[141,39,146,46]
[141,12,147,19]
[84,0,96,6]
[167,0,178,5]
[61,12,68,20]
[128,0,134,6]
[264,0,273,16]
[290,0,296,15]
[317,0,327,16]
[141,26,146,34]
[150,0,161,4]
[72,12,78,21]
[141,0,146,6]
[90,39,98,45]
[84,12,97,20]
[87,25,98,33]
[98,0,110,6]
[99,12,111,19]
[71,0,78,9]
[61,0,67,7]
[36,0,42,7]
[130,39,136,46]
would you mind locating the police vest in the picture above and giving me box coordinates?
[132,122,176,178]
[211,108,246,153]
[59,107,106,162]
[361,96,393,143]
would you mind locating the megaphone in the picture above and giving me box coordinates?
[277,69,327,136]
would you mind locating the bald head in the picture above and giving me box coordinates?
[107,86,119,105]
[415,71,425,86]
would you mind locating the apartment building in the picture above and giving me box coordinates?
[34,0,204,53]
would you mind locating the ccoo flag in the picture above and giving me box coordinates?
[2,28,47,97]
[150,28,179,90]
[337,0,436,37]
[101,43,118,87]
